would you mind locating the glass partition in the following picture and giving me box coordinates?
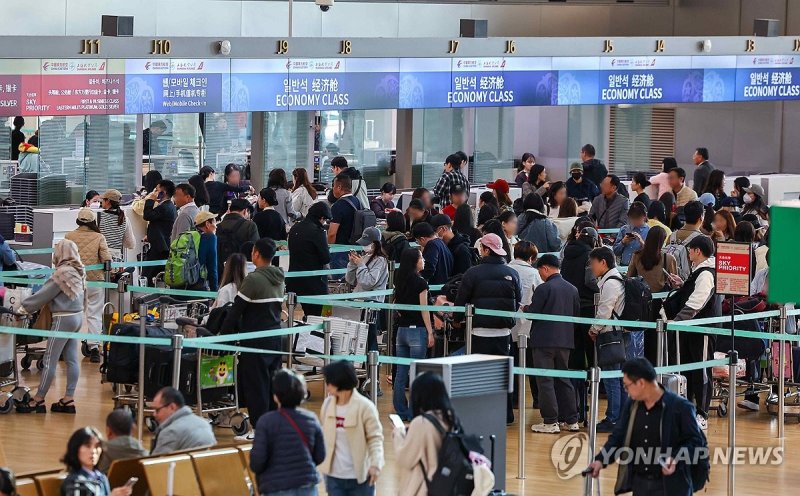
[264,111,311,183]
[143,113,201,184]
[413,108,467,189]
[472,107,515,185]
[202,112,251,175]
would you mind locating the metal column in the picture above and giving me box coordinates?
[368,351,379,406]
[778,306,787,439]
[286,292,297,367]
[584,366,601,496]
[465,303,474,355]
[517,334,528,480]
[170,334,184,389]
[137,301,147,442]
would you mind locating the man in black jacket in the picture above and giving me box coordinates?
[581,144,609,188]
[526,254,581,434]
[455,232,521,424]
[216,199,260,278]
[430,214,474,277]
[588,358,707,496]
[142,179,177,284]
[286,202,332,317]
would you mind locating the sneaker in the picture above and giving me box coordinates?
[595,419,616,433]
[234,430,255,442]
[737,399,760,412]
[531,422,560,434]
[89,348,101,363]
[696,414,708,430]
[560,422,581,432]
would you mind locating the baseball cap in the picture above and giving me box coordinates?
[76,207,95,223]
[356,226,382,246]
[430,214,452,229]
[535,254,561,269]
[479,233,507,257]
[101,189,122,202]
[194,211,217,226]
[570,162,583,173]
[579,227,599,242]
[720,197,739,208]
[744,184,764,198]
[486,179,510,194]
[450,184,467,197]
[698,192,716,208]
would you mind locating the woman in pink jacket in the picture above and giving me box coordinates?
[649,157,678,199]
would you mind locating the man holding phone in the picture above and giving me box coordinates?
[586,358,708,496]
[612,202,650,266]
[142,179,177,284]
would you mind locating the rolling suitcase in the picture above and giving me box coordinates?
[662,329,687,398]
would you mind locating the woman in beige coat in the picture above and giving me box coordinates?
[64,207,111,363]
[392,372,457,496]
[319,360,384,495]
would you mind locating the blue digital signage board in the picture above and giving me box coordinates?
[399,58,452,109]
[735,55,800,102]
[229,59,288,112]
[124,59,229,114]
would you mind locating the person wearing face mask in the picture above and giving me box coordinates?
[287,202,332,318]
[565,162,599,207]
[741,184,770,226]
[346,227,389,353]
[81,190,101,208]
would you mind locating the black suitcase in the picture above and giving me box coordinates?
[105,323,175,385]
[143,346,227,405]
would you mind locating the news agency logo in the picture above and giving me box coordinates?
[552,433,590,480]
[550,434,784,480]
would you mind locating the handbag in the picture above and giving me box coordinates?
[596,328,626,368]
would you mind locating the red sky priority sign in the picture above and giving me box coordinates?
[715,241,751,297]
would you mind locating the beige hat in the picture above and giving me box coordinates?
[101,189,122,202]
[77,207,96,223]
[194,211,217,226]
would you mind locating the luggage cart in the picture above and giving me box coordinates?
[294,315,370,392]
[0,306,34,413]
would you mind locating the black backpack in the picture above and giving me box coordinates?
[204,302,233,335]
[216,217,247,271]
[343,196,377,244]
[441,273,464,303]
[608,275,652,322]
[420,413,483,496]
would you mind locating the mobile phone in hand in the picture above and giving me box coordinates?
[124,477,139,488]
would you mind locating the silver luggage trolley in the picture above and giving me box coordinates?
[0,306,34,413]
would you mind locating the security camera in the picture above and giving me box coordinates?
[316,0,333,12]
[218,40,231,56]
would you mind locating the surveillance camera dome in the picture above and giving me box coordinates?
[315,0,334,11]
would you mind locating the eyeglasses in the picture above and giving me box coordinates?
[152,403,172,414]
[622,380,637,391]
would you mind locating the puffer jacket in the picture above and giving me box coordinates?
[455,255,521,330]
[446,231,475,276]
[517,211,561,253]
[65,225,112,281]
[561,239,599,308]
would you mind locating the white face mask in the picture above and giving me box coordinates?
[89,201,100,208]
[363,244,375,254]
[743,194,755,204]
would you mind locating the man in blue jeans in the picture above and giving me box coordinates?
[588,247,627,433]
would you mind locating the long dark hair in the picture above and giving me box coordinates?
[365,240,386,267]
[559,197,578,218]
[76,219,100,234]
[476,203,499,227]
[453,203,475,232]
[522,192,547,220]
[529,164,546,187]
[62,427,103,472]
[102,198,125,226]
[200,165,216,180]
[547,181,566,210]
[410,372,458,428]
[268,168,289,190]
[188,174,210,208]
[742,194,769,219]
[647,200,667,225]
[395,248,422,293]
[81,190,99,207]
[143,170,162,193]
[219,253,246,289]
[638,226,667,271]
[702,169,725,196]
[714,210,737,241]
[292,168,317,200]
[223,163,241,184]
[568,218,596,243]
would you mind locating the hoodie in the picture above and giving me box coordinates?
[582,158,608,189]
[221,264,285,350]
[446,231,475,277]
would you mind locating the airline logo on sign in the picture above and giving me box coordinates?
[289,59,344,73]
[142,60,171,72]
[609,57,657,68]
[752,56,795,67]
[42,59,107,74]
[171,60,206,73]
[453,58,506,72]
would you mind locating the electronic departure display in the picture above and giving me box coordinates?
[0,55,796,116]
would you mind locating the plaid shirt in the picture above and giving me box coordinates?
[433,169,470,206]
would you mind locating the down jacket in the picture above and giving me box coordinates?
[64,225,111,282]
[454,255,521,330]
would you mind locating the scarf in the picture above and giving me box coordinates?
[51,239,85,300]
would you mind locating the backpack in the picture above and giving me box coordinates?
[164,231,203,288]
[217,216,247,270]
[663,231,701,280]
[442,273,464,303]
[420,413,483,496]
[608,275,652,323]
[204,302,233,335]
[343,196,377,244]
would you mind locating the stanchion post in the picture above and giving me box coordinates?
[656,319,665,383]
[517,334,528,480]
[368,351,379,406]
[727,349,737,496]
[137,301,147,442]
[117,278,127,319]
[286,292,297,367]
[387,263,395,360]
[103,259,112,300]
[465,304,474,355]
[170,334,184,389]
[778,306,787,439]
[584,366,601,496]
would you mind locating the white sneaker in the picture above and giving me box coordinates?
[560,422,581,432]
[696,414,708,430]
[531,422,560,434]
[737,399,760,412]
[234,430,255,442]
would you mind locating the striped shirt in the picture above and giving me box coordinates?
[98,210,126,252]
